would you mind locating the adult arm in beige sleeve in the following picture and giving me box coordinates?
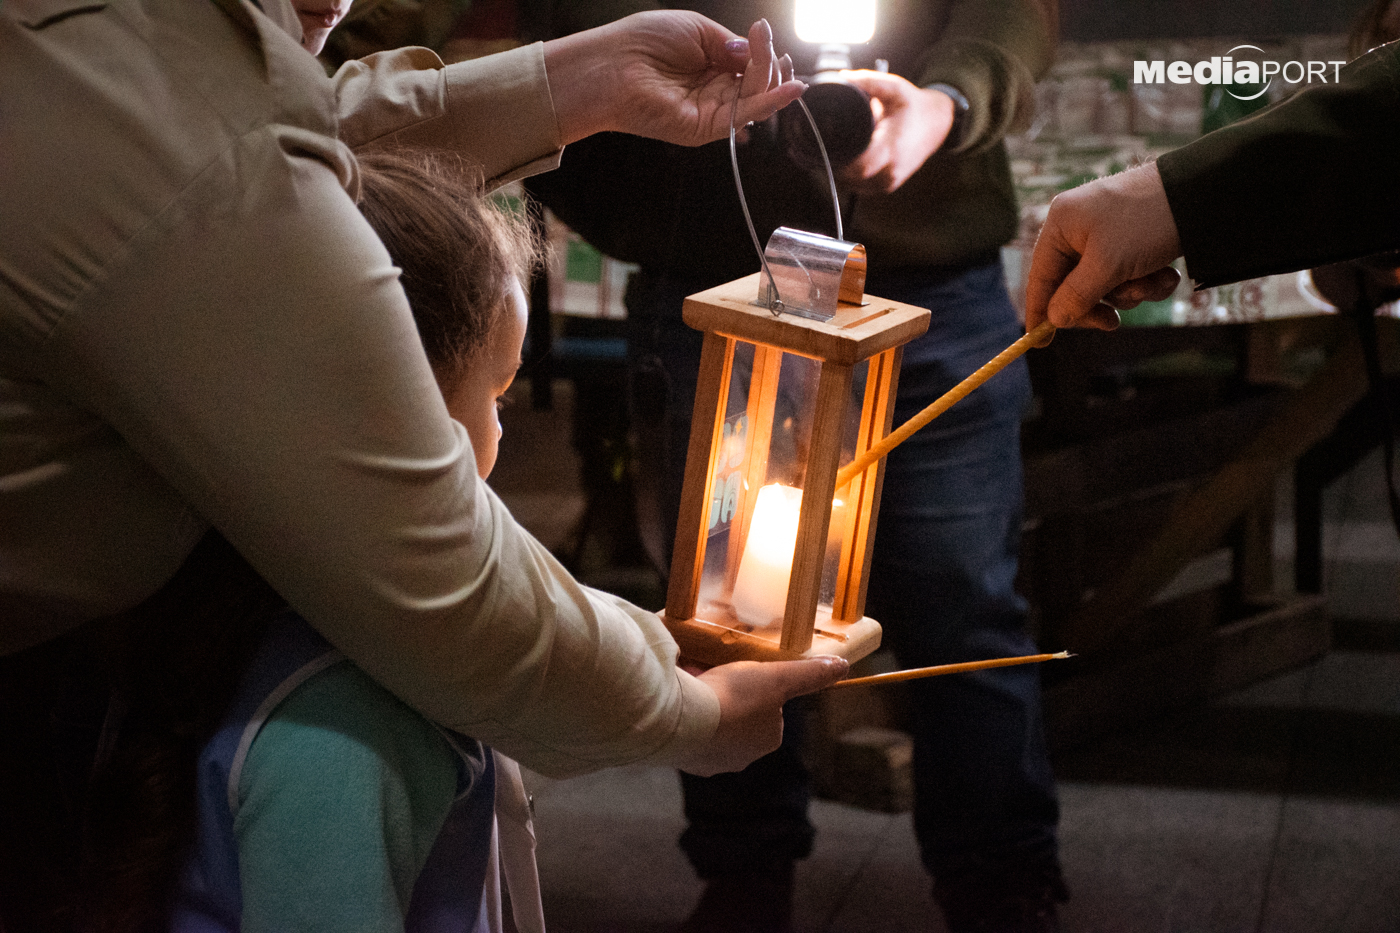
[333,43,564,188]
[40,135,711,777]
[331,12,805,188]
[3,0,837,772]
[40,130,847,776]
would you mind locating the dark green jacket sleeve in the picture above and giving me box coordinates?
[914,0,1055,154]
[1158,40,1400,289]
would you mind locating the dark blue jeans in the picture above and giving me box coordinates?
[624,260,1061,886]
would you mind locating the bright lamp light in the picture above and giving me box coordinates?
[794,0,877,45]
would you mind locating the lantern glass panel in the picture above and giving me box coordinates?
[820,361,871,607]
[693,343,869,637]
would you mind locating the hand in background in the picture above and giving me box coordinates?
[1024,162,1184,331]
[672,656,849,777]
[545,14,805,147]
[838,71,955,194]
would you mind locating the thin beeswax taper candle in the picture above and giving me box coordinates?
[827,651,1074,689]
[835,321,1056,490]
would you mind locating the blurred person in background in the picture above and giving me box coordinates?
[524,4,1068,932]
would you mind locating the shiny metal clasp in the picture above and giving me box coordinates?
[757,228,867,322]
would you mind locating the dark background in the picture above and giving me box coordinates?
[1062,0,1374,41]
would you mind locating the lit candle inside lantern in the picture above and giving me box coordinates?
[731,482,804,628]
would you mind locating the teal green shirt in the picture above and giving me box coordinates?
[233,661,461,933]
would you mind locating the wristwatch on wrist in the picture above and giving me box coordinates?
[925,82,969,149]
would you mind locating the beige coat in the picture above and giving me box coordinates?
[0,0,718,777]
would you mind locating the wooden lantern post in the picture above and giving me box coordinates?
[662,270,930,667]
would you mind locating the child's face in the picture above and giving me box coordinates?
[444,279,528,480]
[290,0,348,53]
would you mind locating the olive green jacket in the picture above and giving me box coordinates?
[1158,40,1400,288]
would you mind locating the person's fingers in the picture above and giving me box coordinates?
[1141,265,1183,301]
[723,20,808,130]
[839,69,902,104]
[732,20,806,125]
[738,19,775,101]
[719,36,749,69]
[1103,265,1181,308]
[765,656,850,701]
[1083,302,1122,330]
[709,17,749,73]
[1025,164,1182,331]
[869,93,887,123]
[695,656,848,706]
[1049,258,1124,329]
[1023,217,1082,330]
[1037,253,1172,331]
[673,657,845,776]
[732,80,806,126]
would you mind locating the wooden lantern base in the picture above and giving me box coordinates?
[661,608,882,668]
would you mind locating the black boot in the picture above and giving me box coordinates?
[679,863,796,933]
[934,862,1070,933]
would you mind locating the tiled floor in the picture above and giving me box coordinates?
[496,379,1400,933]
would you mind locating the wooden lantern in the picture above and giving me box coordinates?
[662,270,930,667]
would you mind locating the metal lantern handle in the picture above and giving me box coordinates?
[729,78,846,317]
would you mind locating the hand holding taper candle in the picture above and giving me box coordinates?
[827,650,1073,689]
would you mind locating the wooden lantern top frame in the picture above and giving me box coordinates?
[683,273,930,366]
[664,273,930,667]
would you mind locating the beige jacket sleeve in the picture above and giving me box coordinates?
[0,0,718,777]
[331,42,564,187]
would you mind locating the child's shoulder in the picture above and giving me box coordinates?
[236,654,467,848]
[199,615,487,930]
[177,612,484,930]
[233,613,478,809]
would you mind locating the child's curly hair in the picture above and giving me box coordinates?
[355,148,542,389]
